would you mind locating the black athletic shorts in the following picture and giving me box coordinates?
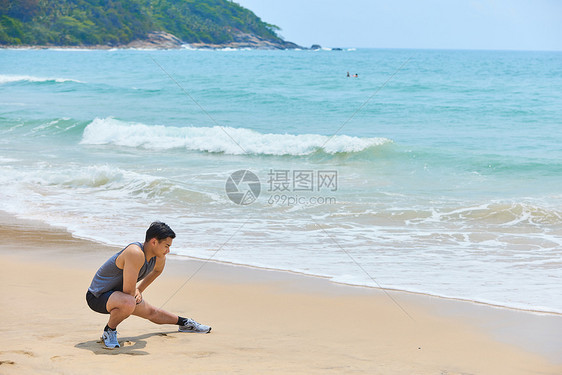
[86,290,115,314]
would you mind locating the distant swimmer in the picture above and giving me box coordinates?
[347,71,350,77]
[354,73,359,78]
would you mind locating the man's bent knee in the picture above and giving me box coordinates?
[107,292,136,314]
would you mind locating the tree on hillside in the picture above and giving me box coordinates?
[0,0,287,47]
[1,0,40,21]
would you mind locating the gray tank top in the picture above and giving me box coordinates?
[88,242,156,297]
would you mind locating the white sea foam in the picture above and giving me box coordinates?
[0,156,19,163]
[417,201,562,227]
[0,161,220,247]
[1,156,560,313]
[0,74,83,84]
[30,118,73,133]
[80,117,391,155]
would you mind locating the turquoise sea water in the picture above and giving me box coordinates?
[1,48,561,313]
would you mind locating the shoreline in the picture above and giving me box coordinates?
[2,209,558,318]
[1,210,562,373]
[0,45,302,52]
[0,43,323,51]
[169,253,562,317]
[0,45,301,51]
[0,30,303,51]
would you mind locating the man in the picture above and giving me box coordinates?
[86,221,211,349]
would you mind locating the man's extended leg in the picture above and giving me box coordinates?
[133,300,211,333]
[132,299,178,324]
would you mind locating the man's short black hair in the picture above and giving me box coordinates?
[145,221,176,242]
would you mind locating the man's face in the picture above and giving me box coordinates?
[156,237,173,256]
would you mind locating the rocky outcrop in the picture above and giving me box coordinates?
[127,30,302,49]
[189,31,302,50]
[125,31,183,49]
[2,30,302,50]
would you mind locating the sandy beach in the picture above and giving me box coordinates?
[0,212,561,375]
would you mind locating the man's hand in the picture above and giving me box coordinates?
[135,288,143,304]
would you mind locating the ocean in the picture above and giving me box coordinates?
[1,47,561,313]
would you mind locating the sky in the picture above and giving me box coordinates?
[234,0,562,51]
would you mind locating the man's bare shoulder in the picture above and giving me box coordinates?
[116,243,145,269]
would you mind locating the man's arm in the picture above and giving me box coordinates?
[137,256,166,293]
[120,245,145,297]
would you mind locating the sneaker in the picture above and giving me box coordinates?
[178,318,212,334]
[101,329,120,349]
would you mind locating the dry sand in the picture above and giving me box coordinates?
[0,213,561,374]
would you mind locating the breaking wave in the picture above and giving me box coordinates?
[0,74,83,84]
[80,117,392,156]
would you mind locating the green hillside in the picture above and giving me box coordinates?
[0,0,287,47]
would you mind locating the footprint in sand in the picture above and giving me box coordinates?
[0,350,36,367]
[192,351,216,359]
[157,333,175,339]
[0,350,35,357]
[50,356,68,362]
[41,333,63,340]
